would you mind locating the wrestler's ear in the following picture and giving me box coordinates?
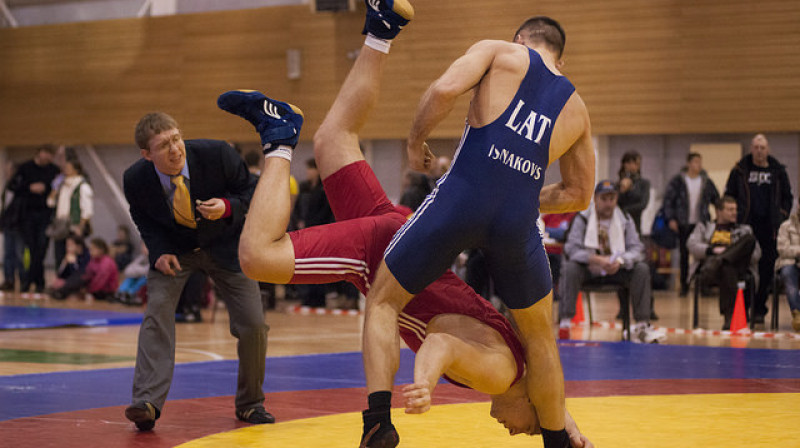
[555,58,565,70]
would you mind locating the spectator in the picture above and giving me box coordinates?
[84,238,119,302]
[292,158,334,229]
[399,170,431,211]
[116,241,149,305]
[111,225,134,271]
[8,145,60,293]
[687,196,760,330]
[542,212,577,302]
[617,150,651,233]
[47,158,93,268]
[724,133,793,326]
[776,198,800,332]
[49,234,90,300]
[427,155,451,189]
[663,152,720,296]
[0,161,25,291]
[292,158,335,308]
[559,180,663,343]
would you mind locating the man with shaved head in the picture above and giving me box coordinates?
[724,134,793,326]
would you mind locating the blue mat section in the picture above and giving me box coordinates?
[0,306,143,330]
[2,342,799,421]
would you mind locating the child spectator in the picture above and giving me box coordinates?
[116,241,149,305]
[111,224,134,270]
[50,234,90,300]
[84,238,119,301]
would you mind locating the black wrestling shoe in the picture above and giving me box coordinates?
[360,421,399,448]
[217,90,304,153]
[125,401,160,431]
[236,406,276,424]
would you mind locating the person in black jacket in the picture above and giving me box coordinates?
[122,112,271,431]
[8,145,59,292]
[617,150,650,234]
[724,133,794,324]
[662,152,720,296]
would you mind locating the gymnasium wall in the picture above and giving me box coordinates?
[1,0,799,253]
[2,0,800,147]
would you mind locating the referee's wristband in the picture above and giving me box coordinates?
[541,428,570,448]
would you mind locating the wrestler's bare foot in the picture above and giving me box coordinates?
[402,381,431,414]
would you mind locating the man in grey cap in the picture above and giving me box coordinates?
[558,180,664,343]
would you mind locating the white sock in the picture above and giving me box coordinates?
[559,318,571,328]
[265,145,293,162]
[365,34,391,54]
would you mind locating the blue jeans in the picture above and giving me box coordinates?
[3,229,25,285]
[779,265,800,312]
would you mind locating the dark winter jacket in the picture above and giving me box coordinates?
[724,154,793,236]
[662,169,720,226]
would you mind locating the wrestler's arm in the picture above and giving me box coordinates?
[402,332,457,414]
[406,40,498,171]
[540,100,595,214]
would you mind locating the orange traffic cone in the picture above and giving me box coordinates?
[730,283,748,334]
[572,292,585,325]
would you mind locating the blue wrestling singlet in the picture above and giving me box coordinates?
[385,48,576,309]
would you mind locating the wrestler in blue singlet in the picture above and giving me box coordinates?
[385,48,576,309]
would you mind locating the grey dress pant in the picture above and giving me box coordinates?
[559,260,652,323]
[131,249,267,412]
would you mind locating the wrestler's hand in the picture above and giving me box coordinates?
[196,198,225,221]
[565,410,593,448]
[155,254,181,276]
[407,142,435,173]
[403,381,432,414]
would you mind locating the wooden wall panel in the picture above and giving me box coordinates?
[1,0,799,146]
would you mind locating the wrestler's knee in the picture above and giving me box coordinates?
[368,262,414,311]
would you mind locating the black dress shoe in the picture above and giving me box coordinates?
[236,406,275,424]
[125,401,160,431]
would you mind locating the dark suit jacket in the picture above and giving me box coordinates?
[124,139,255,271]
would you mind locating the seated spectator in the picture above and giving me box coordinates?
[687,196,760,330]
[116,241,149,305]
[84,238,119,301]
[559,180,663,343]
[50,234,90,300]
[542,212,577,302]
[776,198,800,332]
[662,152,720,297]
[111,224,134,270]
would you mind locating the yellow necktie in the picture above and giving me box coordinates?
[171,175,196,229]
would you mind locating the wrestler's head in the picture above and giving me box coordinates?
[489,378,540,436]
[513,16,566,59]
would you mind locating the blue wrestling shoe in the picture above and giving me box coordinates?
[362,0,414,40]
[217,90,304,152]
